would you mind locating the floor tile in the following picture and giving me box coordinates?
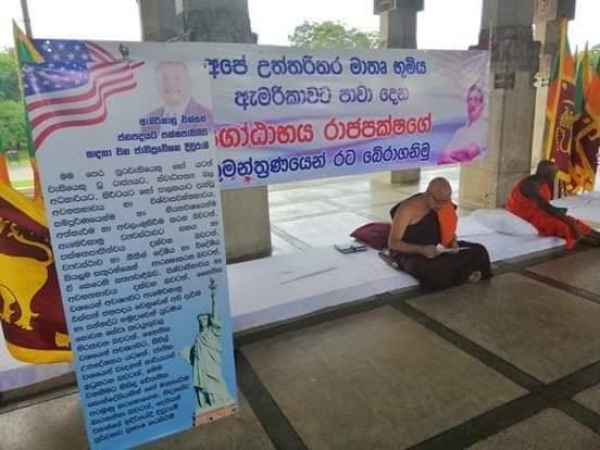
[269,200,341,223]
[242,306,524,450]
[574,384,600,415]
[409,273,600,382]
[270,232,305,255]
[357,204,396,221]
[469,409,600,450]
[143,395,273,450]
[325,189,407,209]
[273,212,373,248]
[0,392,86,450]
[0,392,271,450]
[528,249,600,295]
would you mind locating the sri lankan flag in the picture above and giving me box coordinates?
[545,19,576,185]
[13,22,43,201]
[0,181,71,363]
[569,45,599,192]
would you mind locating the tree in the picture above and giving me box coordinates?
[0,48,26,153]
[0,49,21,102]
[0,100,26,150]
[289,21,378,50]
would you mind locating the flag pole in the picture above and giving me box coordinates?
[12,22,42,200]
[20,0,33,37]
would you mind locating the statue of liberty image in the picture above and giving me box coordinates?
[181,278,233,413]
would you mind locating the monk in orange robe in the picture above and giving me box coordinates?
[506,160,600,250]
[385,177,492,290]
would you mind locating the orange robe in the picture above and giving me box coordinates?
[506,178,591,250]
[437,201,458,248]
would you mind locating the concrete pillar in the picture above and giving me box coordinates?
[375,0,423,185]
[137,0,180,41]
[531,0,576,167]
[139,0,272,263]
[459,0,540,209]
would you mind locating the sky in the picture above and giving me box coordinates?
[0,0,599,51]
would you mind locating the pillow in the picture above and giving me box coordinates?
[456,217,495,238]
[471,209,538,236]
[350,222,391,250]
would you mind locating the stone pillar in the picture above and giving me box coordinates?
[459,0,540,209]
[375,0,423,185]
[531,0,576,167]
[139,0,272,263]
[137,0,180,41]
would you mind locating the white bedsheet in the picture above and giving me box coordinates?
[552,192,600,225]
[0,329,72,391]
[229,218,566,333]
[228,247,417,332]
[457,216,565,262]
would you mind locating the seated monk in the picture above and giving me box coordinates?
[386,177,492,290]
[506,160,600,250]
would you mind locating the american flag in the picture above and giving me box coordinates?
[23,39,143,149]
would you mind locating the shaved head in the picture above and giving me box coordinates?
[427,177,452,198]
[536,160,558,178]
[425,177,452,210]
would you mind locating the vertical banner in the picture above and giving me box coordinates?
[29,45,236,449]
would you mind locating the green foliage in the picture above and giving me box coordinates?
[0,49,21,102]
[0,99,27,150]
[0,48,26,153]
[289,21,379,50]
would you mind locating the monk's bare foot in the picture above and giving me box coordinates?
[468,271,482,283]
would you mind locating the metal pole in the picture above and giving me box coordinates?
[20,0,33,36]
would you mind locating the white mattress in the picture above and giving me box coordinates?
[461,233,564,262]
[0,363,73,392]
[552,192,600,225]
[228,247,417,332]
[457,216,565,262]
[228,217,566,332]
[0,329,72,391]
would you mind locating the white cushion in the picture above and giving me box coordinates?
[456,216,496,237]
[471,209,539,236]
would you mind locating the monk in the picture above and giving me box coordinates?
[506,160,600,250]
[385,177,492,290]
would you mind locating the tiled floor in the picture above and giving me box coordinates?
[575,384,600,415]
[242,306,524,450]
[408,272,600,382]
[468,409,600,450]
[4,246,600,449]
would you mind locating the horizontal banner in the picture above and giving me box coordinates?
[27,39,489,189]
